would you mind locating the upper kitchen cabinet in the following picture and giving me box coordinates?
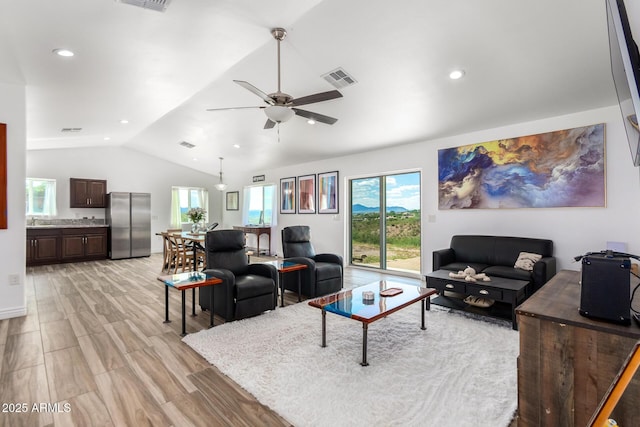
[70,178,107,208]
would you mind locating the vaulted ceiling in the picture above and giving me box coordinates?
[1,0,637,176]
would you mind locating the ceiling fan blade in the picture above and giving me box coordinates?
[292,108,338,125]
[264,119,277,129]
[234,80,274,104]
[206,106,265,112]
[290,90,343,107]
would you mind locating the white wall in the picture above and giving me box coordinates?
[0,82,27,319]
[223,105,640,274]
[21,104,640,281]
[27,146,220,254]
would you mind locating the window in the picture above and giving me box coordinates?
[170,186,209,228]
[26,178,57,216]
[242,184,277,226]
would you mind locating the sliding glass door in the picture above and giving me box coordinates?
[350,171,421,274]
[350,177,382,269]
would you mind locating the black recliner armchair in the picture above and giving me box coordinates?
[281,225,343,298]
[199,229,277,322]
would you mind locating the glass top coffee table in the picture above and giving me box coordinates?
[308,280,438,366]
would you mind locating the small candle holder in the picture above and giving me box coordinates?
[362,290,375,303]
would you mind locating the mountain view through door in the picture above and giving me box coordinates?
[350,171,421,274]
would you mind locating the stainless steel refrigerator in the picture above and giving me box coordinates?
[105,192,151,259]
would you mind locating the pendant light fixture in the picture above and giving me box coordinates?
[215,157,228,191]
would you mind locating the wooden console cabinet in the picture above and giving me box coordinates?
[516,269,640,426]
[233,225,271,256]
[70,178,107,208]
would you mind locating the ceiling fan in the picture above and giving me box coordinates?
[207,27,343,129]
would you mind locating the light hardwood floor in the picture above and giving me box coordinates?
[0,254,422,427]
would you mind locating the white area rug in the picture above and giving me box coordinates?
[183,302,518,427]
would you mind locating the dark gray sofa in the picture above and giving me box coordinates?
[433,235,556,293]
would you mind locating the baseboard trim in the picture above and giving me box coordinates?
[0,305,27,320]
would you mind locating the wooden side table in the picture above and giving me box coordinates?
[261,260,308,307]
[157,271,222,336]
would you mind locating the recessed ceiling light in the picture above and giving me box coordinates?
[120,119,129,124]
[103,137,111,141]
[449,70,465,80]
[233,144,240,149]
[193,158,198,161]
[307,119,316,125]
[53,48,74,57]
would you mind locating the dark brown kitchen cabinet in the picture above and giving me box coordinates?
[26,229,60,266]
[61,227,108,261]
[70,178,107,208]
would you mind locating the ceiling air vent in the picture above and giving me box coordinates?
[61,128,82,133]
[116,0,172,12]
[179,141,196,149]
[322,67,357,89]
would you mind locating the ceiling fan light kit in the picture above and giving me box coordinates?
[265,105,294,123]
[207,27,343,129]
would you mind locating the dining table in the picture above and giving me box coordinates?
[179,231,206,271]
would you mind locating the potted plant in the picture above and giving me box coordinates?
[186,207,206,233]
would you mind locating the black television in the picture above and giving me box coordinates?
[607,0,640,166]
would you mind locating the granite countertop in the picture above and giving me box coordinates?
[27,224,109,229]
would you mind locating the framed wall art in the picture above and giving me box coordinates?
[280,177,296,214]
[318,171,339,214]
[226,191,239,211]
[438,123,606,209]
[297,174,316,214]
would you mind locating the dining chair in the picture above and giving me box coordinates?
[160,232,174,272]
[162,229,184,272]
[169,233,196,272]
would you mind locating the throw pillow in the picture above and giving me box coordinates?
[444,290,466,299]
[463,295,494,308]
[514,252,542,271]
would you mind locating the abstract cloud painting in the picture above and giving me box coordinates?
[438,124,605,209]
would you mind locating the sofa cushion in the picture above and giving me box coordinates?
[439,262,490,275]
[483,265,532,282]
[450,235,496,265]
[464,295,495,308]
[493,236,553,267]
